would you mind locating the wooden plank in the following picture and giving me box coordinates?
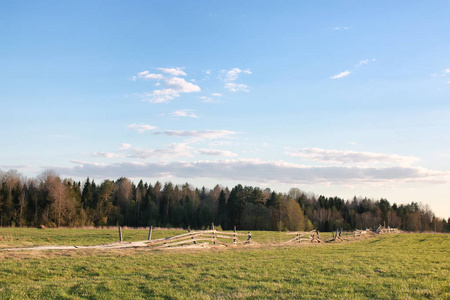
[153,240,196,248]
[204,234,239,240]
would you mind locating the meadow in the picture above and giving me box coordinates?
[0,228,449,299]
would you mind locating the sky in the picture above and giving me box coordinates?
[1,1,449,218]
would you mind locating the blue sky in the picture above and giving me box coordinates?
[1,1,449,217]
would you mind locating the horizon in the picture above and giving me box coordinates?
[1,1,449,219]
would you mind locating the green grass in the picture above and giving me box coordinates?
[0,230,449,299]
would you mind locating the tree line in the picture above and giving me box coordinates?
[1,169,449,232]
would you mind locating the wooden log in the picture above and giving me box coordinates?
[246,232,252,244]
[148,226,153,241]
[119,227,123,242]
[155,239,197,248]
[284,237,297,243]
[148,232,199,244]
[206,234,238,240]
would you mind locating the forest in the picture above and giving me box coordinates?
[1,169,449,232]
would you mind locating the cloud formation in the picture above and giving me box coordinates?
[225,83,249,92]
[131,71,164,81]
[223,68,252,82]
[91,152,122,158]
[157,67,186,76]
[55,159,447,186]
[132,68,201,103]
[196,149,238,157]
[169,110,199,118]
[333,27,349,30]
[330,70,351,79]
[330,59,375,79]
[128,143,192,159]
[154,130,237,140]
[128,124,157,133]
[286,148,418,166]
[200,96,219,103]
[119,143,132,150]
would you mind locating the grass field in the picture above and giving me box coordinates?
[0,228,449,299]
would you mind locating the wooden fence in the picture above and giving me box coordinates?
[113,224,399,248]
[145,225,252,249]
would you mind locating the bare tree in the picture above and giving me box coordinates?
[41,170,68,227]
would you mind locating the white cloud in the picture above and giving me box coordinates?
[55,159,448,186]
[209,141,233,147]
[286,148,418,166]
[333,27,349,30]
[223,68,252,82]
[141,89,180,103]
[225,83,249,92]
[128,123,157,133]
[119,143,132,150]
[154,130,237,140]
[330,70,351,79]
[201,96,219,103]
[196,149,238,157]
[132,68,201,103]
[211,93,222,97]
[356,59,369,67]
[355,58,376,68]
[157,67,186,76]
[141,78,201,103]
[330,59,375,80]
[165,77,201,93]
[91,152,121,158]
[131,71,164,81]
[170,109,199,118]
[128,143,192,159]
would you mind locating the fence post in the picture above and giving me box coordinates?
[233,226,237,245]
[148,226,153,241]
[119,226,123,242]
[212,223,216,245]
